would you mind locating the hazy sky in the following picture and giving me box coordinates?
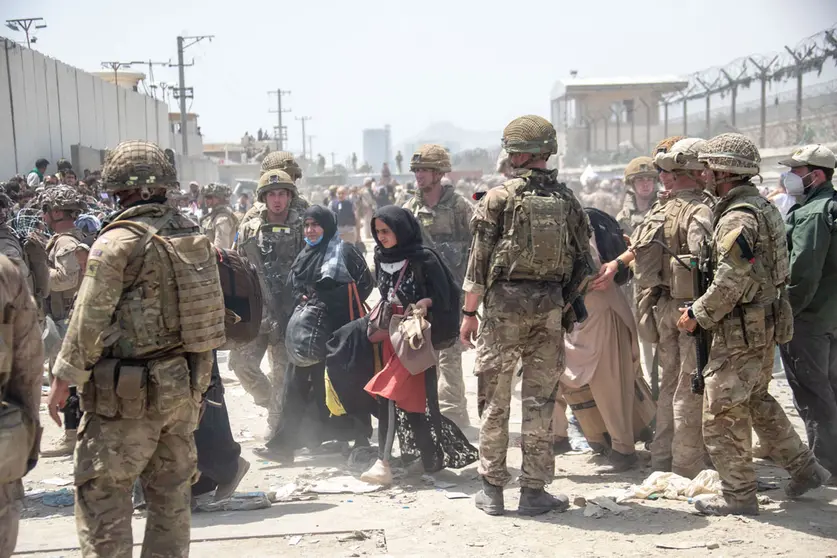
[5,0,837,160]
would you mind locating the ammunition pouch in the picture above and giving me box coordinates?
[81,354,200,418]
[721,304,771,350]
[0,397,41,485]
[669,255,696,300]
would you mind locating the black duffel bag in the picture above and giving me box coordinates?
[285,299,329,367]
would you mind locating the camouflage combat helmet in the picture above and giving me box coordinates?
[654,138,707,172]
[39,185,87,214]
[260,151,302,181]
[257,169,297,201]
[201,182,233,199]
[410,144,451,173]
[502,115,557,155]
[101,140,177,192]
[624,156,657,182]
[698,133,760,176]
[653,135,686,155]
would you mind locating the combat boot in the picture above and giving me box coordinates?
[474,478,504,516]
[694,495,759,516]
[517,487,570,516]
[785,462,831,498]
[598,449,638,473]
[552,436,572,455]
[40,429,77,457]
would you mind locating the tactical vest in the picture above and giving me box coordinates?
[489,176,579,283]
[632,191,707,295]
[238,211,304,329]
[713,188,791,344]
[0,228,31,296]
[45,232,83,321]
[406,190,461,244]
[99,206,226,358]
[201,205,240,246]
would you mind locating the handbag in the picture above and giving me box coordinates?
[389,304,436,375]
[367,263,408,343]
[285,298,329,367]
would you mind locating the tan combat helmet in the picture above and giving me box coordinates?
[624,156,657,183]
[502,115,558,155]
[260,151,302,181]
[654,138,707,172]
[201,182,233,200]
[410,144,452,173]
[698,133,761,176]
[256,169,297,202]
[101,140,178,192]
[39,185,87,215]
[653,135,686,156]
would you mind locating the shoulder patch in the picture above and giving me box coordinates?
[85,260,100,278]
[718,226,744,255]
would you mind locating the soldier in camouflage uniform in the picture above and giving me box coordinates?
[231,170,305,456]
[677,133,831,515]
[0,191,50,315]
[616,156,659,235]
[0,255,44,558]
[46,140,226,556]
[38,187,88,458]
[403,144,474,428]
[240,152,311,226]
[594,138,713,477]
[461,115,591,516]
[200,182,239,250]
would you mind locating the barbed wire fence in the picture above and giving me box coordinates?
[659,24,837,149]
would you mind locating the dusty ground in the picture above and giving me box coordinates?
[12,237,837,557]
[15,347,837,558]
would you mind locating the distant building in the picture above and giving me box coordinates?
[550,76,688,167]
[169,112,205,156]
[363,126,392,170]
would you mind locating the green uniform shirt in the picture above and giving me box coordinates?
[785,181,837,334]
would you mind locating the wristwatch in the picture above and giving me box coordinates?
[462,309,478,317]
[615,257,628,275]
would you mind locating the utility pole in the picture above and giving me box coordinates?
[101,61,136,141]
[172,35,213,156]
[330,152,336,167]
[296,116,312,159]
[5,18,47,49]
[136,60,170,98]
[268,89,291,151]
[308,136,316,162]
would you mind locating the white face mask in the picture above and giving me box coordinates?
[781,171,808,196]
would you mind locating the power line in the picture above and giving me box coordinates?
[296,116,312,159]
[5,18,46,49]
[268,89,291,150]
[171,35,213,156]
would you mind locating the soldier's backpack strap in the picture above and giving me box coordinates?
[100,209,175,263]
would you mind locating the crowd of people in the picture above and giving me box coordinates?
[1,113,836,556]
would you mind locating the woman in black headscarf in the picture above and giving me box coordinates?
[361,206,477,485]
[262,205,374,464]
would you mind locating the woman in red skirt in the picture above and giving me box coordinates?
[361,206,477,484]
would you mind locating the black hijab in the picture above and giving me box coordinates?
[290,205,338,287]
[371,205,424,264]
[370,206,461,337]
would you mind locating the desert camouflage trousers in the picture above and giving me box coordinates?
[0,483,21,558]
[228,329,288,440]
[475,281,563,489]
[651,293,707,477]
[703,322,815,504]
[73,398,200,558]
[436,344,469,427]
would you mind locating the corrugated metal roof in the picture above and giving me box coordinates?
[551,76,689,99]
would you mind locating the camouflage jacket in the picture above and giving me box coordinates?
[464,168,590,296]
[616,191,655,234]
[52,203,214,386]
[692,184,783,331]
[200,204,239,250]
[0,255,43,503]
[403,184,473,280]
[45,229,85,321]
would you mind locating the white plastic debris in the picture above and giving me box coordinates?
[615,470,721,503]
[306,476,383,494]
